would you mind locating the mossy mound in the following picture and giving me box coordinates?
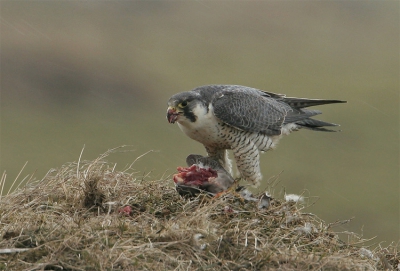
[0,151,398,270]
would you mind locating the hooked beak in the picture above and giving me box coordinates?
[167,107,180,124]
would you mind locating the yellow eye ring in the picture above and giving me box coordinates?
[179,101,188,108]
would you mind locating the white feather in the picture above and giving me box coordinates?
[177,104,222,146]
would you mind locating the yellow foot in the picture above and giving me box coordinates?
[214,178,244,202]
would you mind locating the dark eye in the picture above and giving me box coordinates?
[179,101,188,108]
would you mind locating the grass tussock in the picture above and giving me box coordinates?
[0,149,398,271]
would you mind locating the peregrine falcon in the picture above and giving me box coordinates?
[167,85,346,186]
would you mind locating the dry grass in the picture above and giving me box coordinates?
[0,149,398,271]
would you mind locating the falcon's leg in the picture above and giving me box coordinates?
[204,147,233,175]
[213,179,243,201]
[231,139,261,186]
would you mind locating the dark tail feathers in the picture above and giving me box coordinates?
[296,118,341,132]
[283,98,346,109]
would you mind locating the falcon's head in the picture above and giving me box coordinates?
[166,91,206,124]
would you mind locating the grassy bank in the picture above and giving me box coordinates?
[0,150,398,270]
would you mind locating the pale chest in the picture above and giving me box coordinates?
[177,116,226,147]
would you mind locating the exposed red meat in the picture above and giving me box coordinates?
[118,205,133,216]
[173,165,217,186]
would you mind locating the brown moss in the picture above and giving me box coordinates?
[83,176,106,211]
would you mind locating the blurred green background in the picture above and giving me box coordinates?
[1,2,398,244]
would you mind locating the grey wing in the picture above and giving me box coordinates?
[212,89,291,135]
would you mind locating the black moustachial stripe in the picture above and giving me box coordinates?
[184,107,197,122]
